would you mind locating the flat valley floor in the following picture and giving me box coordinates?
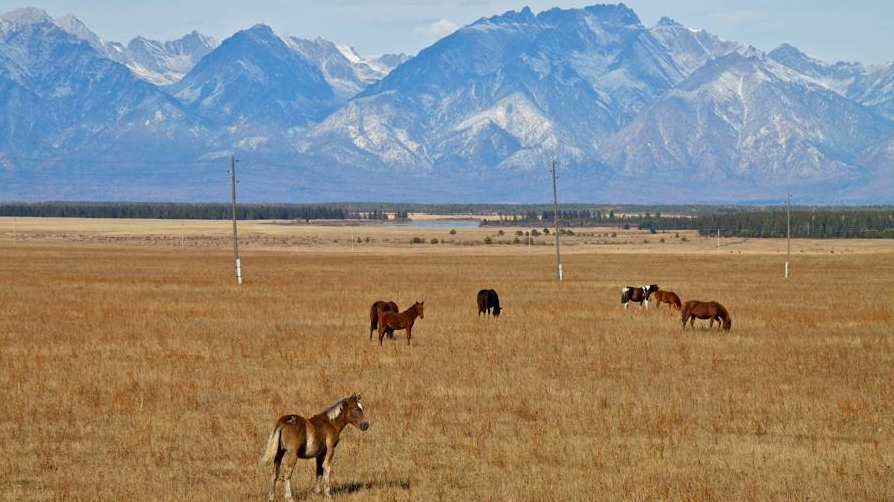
[0,219,892,501]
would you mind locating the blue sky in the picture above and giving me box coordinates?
[1,1,891,63]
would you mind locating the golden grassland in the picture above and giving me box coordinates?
[0,219,892,501]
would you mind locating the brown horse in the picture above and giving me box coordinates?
[261,394,369,501]
[369,300,399,339]
[682,300,732,330]
[654,290,682,310]
[378,301,424,345]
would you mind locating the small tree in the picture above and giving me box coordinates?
[449,229,457,235]
[430,238,439,244]
[484,236,494,245]
[497,229,505,236]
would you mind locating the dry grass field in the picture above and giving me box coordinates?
[0,219,892,501]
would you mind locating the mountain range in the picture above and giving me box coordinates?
[1,5,891,203]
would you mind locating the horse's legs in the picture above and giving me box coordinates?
[378,325,386,346]
[322,447,335,497]
[279,450,299,502]
[689,316,696,330]
[313,456,324,494]
[406,325,412,345]
[268,457,280,502]
[709,317,714,329]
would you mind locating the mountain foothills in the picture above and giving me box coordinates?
[0,5,891,203]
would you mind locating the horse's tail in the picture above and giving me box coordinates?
[673,295,682,309]
[260,424,283,468]
[369,303,378,332]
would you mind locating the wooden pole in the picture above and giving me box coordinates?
[231,154,242,285]
[551,159,562,281]
[785,193,791,278]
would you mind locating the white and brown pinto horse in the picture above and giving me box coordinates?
[621,284,659,309]
[682,300,732,330]
[261,394,369,500]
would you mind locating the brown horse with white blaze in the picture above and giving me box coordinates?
[378,301,424,345]
[682,300,732,330]
[654,290,682,310]
[261,394,369,501]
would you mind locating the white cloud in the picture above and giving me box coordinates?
[414,19,459,41]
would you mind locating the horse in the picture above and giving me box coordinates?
[369,300,399,339]
[653,290,682,310]
[261,394,369,501]
[378,301,424,345]
[477,289,501,316]
[681,300,732,330]
[621,284,659,309]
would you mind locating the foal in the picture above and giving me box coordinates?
[261,394,369,501]
[378,301,424,345]
[369,300,399,339]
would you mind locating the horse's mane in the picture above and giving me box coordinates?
[322,398,347,420]
[401,302,420,314]
[714,302,729,317]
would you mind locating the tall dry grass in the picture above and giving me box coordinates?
[0,242,891,501]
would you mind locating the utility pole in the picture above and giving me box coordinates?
[716,228,720,251]
[551,159,562,281]
[231,154,242,285]
[785,193,791,278]
[12,216,16,245]
[180,220,184,248]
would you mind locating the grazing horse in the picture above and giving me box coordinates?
[621,284,659,309]
[261,394,369,501]
[682,300,732,330]
[369,300,399,339]
[477,289,501,316]
[653,290,682,310]
[378,301,424,345]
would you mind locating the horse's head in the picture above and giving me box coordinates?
[722,317,732,331]
[345,394,369,431]
[415,301,424,319]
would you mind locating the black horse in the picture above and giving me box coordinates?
[477,289,501,316]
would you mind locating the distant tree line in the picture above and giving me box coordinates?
[484,208,894,238]
[0,202,390,220]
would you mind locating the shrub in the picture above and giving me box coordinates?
[531,229,541,236]
[543,228,550,235]
[430,238,439,244]
[449,229,457,235]
[484,236,493,245]
[623,223,630,230]
[411,237,425,244]
[497,230,505,236]
[515,230,524,236]
[611,232,617,237]
[513,237,521,244]
[681,236,689,242]
[659,238,665,243]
